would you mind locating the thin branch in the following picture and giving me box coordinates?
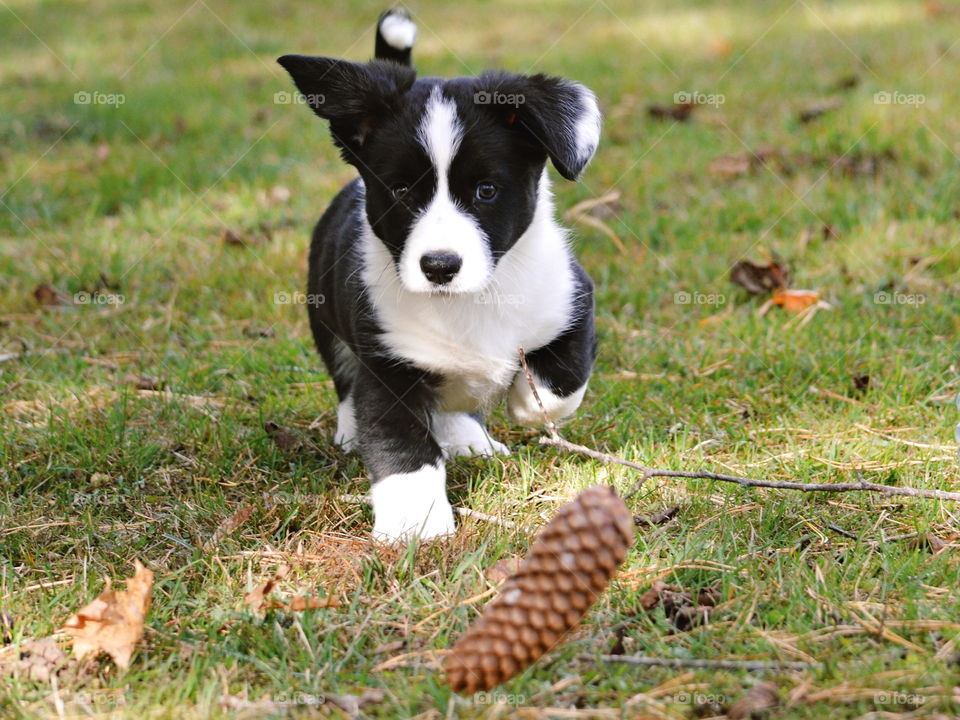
[586,653,816,672]
[518,346,558,440]
[518,349,960,504]
[540,434,960,502]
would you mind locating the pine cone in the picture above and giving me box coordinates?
[445,485,634,694]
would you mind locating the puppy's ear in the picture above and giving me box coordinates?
[476,73,601,181]
[277,55,416,161]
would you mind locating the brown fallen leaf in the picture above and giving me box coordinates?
[265,595,340,611]
[245,565,290,612]
[730,260,789,295]
[909,533,949,554]
[264,421,303,453]
[798,97,842,123]
[33,283,71,307]
[852,374,871,395]
[633,506,679,527]
[648,102,695,121]
[485,557,522,585]
[728,681,780,719]
[124,373,163,391]
[639,580,719,631]
[768,288,821,314]
[62,560,153,669]
[203,504,256,552]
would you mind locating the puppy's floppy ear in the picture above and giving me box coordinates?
[277,55,416,161]
[476,72,601,181]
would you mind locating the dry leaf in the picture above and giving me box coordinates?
[639,580,719,631]
[648,102,695,121]
[264,421,303,453]
[33,283,71,307]
[204,504,256,552]
[485,557,522,585]
[728,681,780,719]
[798,97,842,123]
[730,260,789,295]
[266,595,340,611]
[769,288,821,314]
[245,565,290,612]
[124,373,163,391]
[62,560,153,668]
[633,506,679,527]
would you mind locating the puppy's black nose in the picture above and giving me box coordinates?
[419,252,462,285]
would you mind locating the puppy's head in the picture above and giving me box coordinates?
[278,56,600,294]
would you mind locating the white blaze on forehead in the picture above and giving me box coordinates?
[400,89,491,294]
[417,90,463,184]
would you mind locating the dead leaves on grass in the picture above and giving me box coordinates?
[62,560,154,668]
[730,256,831,323]
[640,580,720,632]
[245,565,340,613]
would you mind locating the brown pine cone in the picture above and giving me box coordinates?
[445,485,634,694]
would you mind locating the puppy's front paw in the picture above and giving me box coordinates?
[507,372,588,427]
[369,463,456,544]
[433,412,510,458]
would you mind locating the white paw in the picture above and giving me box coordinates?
[507,372,588,427]
[432,412,510,458]
[369,463,456,544]
[334,397,357,450]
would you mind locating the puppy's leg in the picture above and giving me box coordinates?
[432,412,510,458]
[509,265,596,427]
[352,361,455,543]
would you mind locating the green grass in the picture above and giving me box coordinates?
[2,0,960,717]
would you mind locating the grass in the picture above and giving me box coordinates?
[2,0,960,717]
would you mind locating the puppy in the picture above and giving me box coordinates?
[278,8,601,543]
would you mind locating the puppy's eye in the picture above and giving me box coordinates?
[475,182,498,202]
[391,184,410,200]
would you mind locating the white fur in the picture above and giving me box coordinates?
[400,91,491,293]
[362,171,576,412]
[508,372,587,427]
[370,462,455,543]
[379,12,417,50]
[334,397,357,450]
[572,84,602,171]
[433,412,510,457]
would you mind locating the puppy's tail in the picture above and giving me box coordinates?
[375,8,417,66]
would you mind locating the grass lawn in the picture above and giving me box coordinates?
[2,0,960,717]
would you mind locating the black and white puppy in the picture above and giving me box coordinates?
[278,9,600,543]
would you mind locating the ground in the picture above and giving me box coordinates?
[2,0,960,718]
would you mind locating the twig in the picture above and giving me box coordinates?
[586,653,816,672]
[536,423,960,503]
[518,346,558,440]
